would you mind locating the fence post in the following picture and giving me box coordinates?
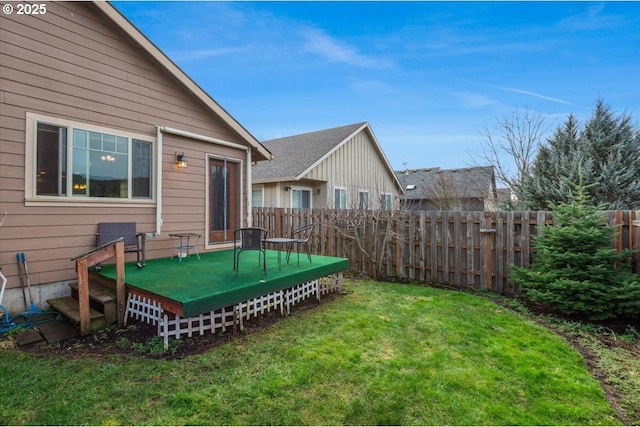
[466,212,475,287]
[419,211,426,282]
[442,212,449,284]
[506,211,516,293]
[480,213,495,290]
[494,212,504,293]
[632,211,640,274]
[452,211,461,286]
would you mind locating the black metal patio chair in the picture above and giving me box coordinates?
[286,223,314,265]
[233,227,268,276]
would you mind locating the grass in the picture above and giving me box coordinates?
[0,280,623,425]
[492,295,640,425]
[572,326,640,424]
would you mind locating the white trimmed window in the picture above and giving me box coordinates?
[358,190,369,210]
[334,187,347,209]
[27,114,153,201]
[291,187,311,208]
[252,187,264,208]
[380,193,392,210]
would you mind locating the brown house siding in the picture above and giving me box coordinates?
[0,2,251,300]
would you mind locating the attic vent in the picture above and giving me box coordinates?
[406,184,416,190]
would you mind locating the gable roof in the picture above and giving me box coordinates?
[95,2,272,161]
[252,122,366,181]
[253,122,403,191]
[396,166,496,200]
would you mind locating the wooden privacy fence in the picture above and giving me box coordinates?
[253,208,640,295]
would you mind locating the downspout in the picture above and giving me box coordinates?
[158,126,253,228]
[246,148,253,227]
[155,126,164,236]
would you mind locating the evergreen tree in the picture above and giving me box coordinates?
[520,99,640,209]
[511,179,640,321]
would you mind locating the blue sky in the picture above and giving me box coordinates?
[113,1,640,173]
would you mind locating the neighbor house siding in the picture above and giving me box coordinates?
[260,181,322,210]
[307,130,398,208]
[0,1,250,291]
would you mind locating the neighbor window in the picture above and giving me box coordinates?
[358,190,369,210]
[380,193,392,210]
[32,116,152,200]
[291,188,311,208]
[252,187,264,208]
[334,187,347,209]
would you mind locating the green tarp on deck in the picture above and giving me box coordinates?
[98,249,348,317]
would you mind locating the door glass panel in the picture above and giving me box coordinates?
[210,158,239,243]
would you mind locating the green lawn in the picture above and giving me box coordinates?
[0,280,620,425]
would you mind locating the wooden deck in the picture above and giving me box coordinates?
[95,249,348,346]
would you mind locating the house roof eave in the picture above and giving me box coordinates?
[96,2,273,162]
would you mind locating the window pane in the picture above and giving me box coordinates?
[292,190,301,208]
[132,140,152,198]
[73,129,87,148]
[91,150,127,197]
[89,131,102,150]
[292,189,310,208]
[116,136,128,154]
[359,191,369,210]
[103,134,116,152]
[72,147,88,196]
[301,190,310,208]
[36,123,67,196]
[252,188,263,208]
[335,188,346,209]
[381,193,392,210]
[72,130,128,198]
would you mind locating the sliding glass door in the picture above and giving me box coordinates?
[209,158,240,243]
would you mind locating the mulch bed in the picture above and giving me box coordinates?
[15,293,339,361]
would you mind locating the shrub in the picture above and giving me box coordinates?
[511,180,640,321]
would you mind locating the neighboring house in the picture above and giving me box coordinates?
[496,187,517,208]
[396,166,498,211]
[0,1,272,312]
[252,122,403,210]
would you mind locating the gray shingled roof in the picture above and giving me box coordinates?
[395,166,495,199]
[252,122,367,181]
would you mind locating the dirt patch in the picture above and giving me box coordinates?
[16,294,340,361]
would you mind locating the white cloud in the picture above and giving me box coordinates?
[490,84,587,108]
[454,92,496,109]
[556,4,626,32]
[171,46,251,62]
[300,28,394,69]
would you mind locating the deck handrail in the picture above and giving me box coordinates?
[71,238,125,335]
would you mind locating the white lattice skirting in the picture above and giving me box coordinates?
[126,273,343,348]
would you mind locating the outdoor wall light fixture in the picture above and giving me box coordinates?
[316,188,321,195]
[285,185,291,191]
[176,153,188,168]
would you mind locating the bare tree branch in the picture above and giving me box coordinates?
[471,106,551,207]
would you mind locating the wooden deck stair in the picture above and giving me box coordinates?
[55,238,126,336]
[48,281,117,332]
